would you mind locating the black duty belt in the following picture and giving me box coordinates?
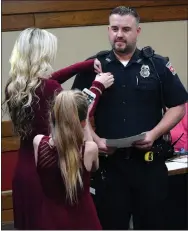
[99,147,162,162]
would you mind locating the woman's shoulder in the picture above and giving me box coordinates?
[42,78,62,91]
[36,78,62,98]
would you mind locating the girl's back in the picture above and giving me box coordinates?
[35,135,101,230]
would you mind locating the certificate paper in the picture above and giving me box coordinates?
[106,132,146,148]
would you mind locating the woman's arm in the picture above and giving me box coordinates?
[83,117,94,142]
[84,141,99,172]
[50,59,94,84]
[88,72,114,117]
[83,115,99,172]
[33,135,44,165]
[89,81,105,117]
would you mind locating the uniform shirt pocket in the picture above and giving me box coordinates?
[135,74,159,91]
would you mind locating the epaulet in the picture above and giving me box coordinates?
[153,54,169,63]
[86,50,110,60]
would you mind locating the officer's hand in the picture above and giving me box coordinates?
[94,58,102,73]
[97,138,116,154]
[132,131,156,150]
[95,73,114,89]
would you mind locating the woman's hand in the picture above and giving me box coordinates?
[94,58,102,73]
[95,73,114,89]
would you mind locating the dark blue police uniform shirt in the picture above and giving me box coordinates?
[72,49,188,139]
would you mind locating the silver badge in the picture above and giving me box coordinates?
[140,65,150,78]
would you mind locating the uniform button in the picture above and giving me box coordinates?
[123,101,126,104]
[122,85,126,87]
[124,118,126,122]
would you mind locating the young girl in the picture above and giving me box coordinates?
[33,90,101,229]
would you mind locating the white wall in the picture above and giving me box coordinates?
[2,20,187,120]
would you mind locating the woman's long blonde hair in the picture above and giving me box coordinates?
[3,28,57,138]
[50,90,88,204]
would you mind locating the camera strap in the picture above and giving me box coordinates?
[141,46,184,148]
[141,46,166,114]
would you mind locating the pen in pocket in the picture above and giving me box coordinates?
[136,76,138,85]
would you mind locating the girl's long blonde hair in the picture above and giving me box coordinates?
[3,28,57,138]
[50,90,88,204]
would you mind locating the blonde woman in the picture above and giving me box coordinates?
[33,90,101,229]
[3,28,114,229]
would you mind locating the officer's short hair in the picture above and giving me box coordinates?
[110,6,140,25]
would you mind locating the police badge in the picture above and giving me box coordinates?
[140,65,150,78]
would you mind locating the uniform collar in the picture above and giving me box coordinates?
[105,48,143,65]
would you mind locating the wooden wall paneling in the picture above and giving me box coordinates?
[2,14,35,31]
[35,5,188,29]
[2,121,20,152]
[2,0,188,15]
[2,209,14,223]
[138,5,188,22]
[35,9,110,28]
[2,0,188,31]
[1,191,13,223]
[2,191,13,210]
[2,136,20,152]
[2,120,15,137]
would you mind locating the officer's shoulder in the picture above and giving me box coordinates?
[86,50,110,60]
[152,53,169,65]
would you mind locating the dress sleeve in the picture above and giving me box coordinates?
[50,59,94,84]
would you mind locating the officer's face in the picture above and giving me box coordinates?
[108,14,141,54]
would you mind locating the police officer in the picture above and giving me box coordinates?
[72,6,188,230]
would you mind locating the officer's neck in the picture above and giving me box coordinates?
[113,48,136,61]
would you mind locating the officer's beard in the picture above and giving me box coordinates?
[112,42,136,56]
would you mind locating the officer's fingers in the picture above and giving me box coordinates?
[134,144,151,150]
[133,139,145,145]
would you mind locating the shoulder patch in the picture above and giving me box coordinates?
[166,61,176,75]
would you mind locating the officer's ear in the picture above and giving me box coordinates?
[137,25,141,35]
